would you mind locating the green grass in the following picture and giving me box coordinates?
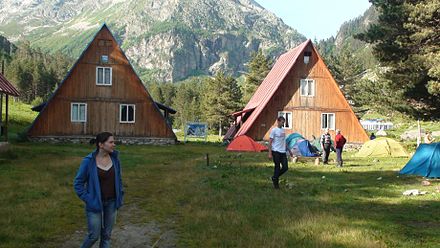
[1,142,439,247]
[1,105,440,247]
[1,100,37,142]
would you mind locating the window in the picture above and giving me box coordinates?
[300,79,315,96]
[101,55,109,63]
[278,111,292,129]
[120,104,135,123]
[71,103,87,122]
[96,67,112,85]
[321,113,335,130]
[304,51,312,64]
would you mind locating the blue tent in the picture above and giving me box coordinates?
[286,133,305,149]
[399,143,440,178]
[289,139,320,157]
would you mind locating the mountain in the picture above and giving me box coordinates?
[317,6,378,69]
[0,0,306,82]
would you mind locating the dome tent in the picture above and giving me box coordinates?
[355,137,409,157]
[286,133,320,157]
[227,135,268,152]
[400,143,440,178]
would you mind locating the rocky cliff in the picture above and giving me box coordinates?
[0,0,306,82]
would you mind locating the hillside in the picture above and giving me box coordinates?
[0,0,306,82]
[317,6,378,69]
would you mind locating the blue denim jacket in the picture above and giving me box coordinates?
[74,149,124,212]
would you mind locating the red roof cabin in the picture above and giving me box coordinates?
[226,39,368,143]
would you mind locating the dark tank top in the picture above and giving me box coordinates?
[98,164,116,201]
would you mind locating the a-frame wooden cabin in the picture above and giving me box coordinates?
[228,39,368,143]
[27,24,176,144]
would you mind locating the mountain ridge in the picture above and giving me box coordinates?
[0,0,306,82]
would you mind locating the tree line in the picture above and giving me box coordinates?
[147,50,271,132]
[2,41,72,105]
[319,0,439,119]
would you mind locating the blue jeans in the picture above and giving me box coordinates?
[81,199,117,248]
[336,147,343,166]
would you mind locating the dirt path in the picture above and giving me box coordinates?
[61,204,177,248]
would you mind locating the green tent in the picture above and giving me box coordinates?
[355,137,409,157]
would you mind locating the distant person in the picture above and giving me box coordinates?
[268,116,293,189]
[74,132,124,248]
[424,131,435,144]
[335,129,347,167]
[320,128,332,164]
[370,133,376,140]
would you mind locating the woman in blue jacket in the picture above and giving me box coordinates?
[74,132,124,248]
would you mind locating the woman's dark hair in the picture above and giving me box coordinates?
[95,132,113,149]
[277,116,285,121]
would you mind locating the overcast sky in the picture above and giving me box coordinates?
[256,0,372,40]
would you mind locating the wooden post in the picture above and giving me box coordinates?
[5,94,8,141]
[206,153,209,166]
[0,93,3,136]
[218,120,222,138]
[1,60,4,138]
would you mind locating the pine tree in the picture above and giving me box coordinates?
[160,82,176,107]
[202,72,242,131]
[357,0,440,117]
[242,49,271,103]
[173,81,203,128]
[147,82,164,104]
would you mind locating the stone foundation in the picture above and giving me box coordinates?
[28,136,177,145]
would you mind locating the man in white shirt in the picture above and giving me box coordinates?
[268,116,293,189]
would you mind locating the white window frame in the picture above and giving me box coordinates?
[321,113,335,130]
[120,104,136,123]
[300,79,315,97]
[71,102,87,123]
[96,67,112,86]
[278,111,293,129]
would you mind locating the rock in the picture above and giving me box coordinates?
[403,189,428,196]
[0,0,306,82]
[422,180,431,186]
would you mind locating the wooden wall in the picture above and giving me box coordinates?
[28,26,175,139]
[247,43,369,143]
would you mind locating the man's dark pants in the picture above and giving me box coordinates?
[336,147,343,167]
[272,151,288,187]
[322,144,331,164]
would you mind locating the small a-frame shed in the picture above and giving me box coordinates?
[0,66,20,142]
[27,24,176,144]
[227,39,368,143]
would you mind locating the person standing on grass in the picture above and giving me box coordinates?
[335,129,347,167]
[320,128,332,165]
[268,116,293,189]
[74,132,124,248]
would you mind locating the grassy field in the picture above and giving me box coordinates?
[1,142,440,247]
[1,101,440,247]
